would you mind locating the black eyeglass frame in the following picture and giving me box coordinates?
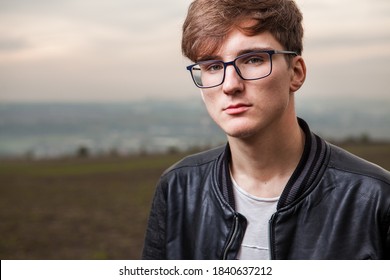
[186,50,298,89]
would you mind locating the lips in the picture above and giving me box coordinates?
[223,103,252,115]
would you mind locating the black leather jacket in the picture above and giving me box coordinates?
[142,119,390,259]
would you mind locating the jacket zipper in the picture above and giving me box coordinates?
[222,214,239,260]
[269,213,276,260]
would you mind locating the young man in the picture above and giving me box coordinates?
[142,0,390,259]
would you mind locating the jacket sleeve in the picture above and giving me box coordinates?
[142,178,167,259]
[386,205,390,259]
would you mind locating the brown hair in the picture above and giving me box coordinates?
[182,0,304,61]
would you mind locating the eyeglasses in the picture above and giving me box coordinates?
[186,50,297,88]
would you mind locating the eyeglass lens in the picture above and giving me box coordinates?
[190,52,272,88]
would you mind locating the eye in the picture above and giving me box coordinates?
[244,55,265,65]
[205,63,224,72]
[199,61,224,73]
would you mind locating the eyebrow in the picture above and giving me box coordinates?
[197,47,273,62]
[237,47,272,56]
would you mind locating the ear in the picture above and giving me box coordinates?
[290,56,306,93]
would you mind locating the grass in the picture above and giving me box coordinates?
[0,153,184,260]
[0,143,389,260]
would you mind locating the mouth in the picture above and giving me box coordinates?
[223,103,252,115]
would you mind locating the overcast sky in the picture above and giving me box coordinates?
[0,0,389,102]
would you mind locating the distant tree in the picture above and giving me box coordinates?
[76,146,90,158]
[359,133,371,144]
[24,150,35,160]
[167,146,180,155]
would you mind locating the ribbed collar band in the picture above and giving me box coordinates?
[218,118,328,210]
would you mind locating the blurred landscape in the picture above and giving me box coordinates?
[1,98,389,158]
[0,98,389,259]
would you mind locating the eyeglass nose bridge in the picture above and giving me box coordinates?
[222,60,244,81]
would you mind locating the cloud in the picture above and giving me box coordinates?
[0,36,30,52]
[0,0,389,101]
[295,0,390,99]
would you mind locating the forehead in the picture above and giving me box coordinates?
[199,29,283,61]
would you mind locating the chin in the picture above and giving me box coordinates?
[223,124,260,139]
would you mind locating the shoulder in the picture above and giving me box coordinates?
[162,145,225,176]
[322,144,390,226]
[327,143,390,185]
[155,145,226,199]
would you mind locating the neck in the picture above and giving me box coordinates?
[228,116,305,198]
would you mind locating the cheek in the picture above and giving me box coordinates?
[262,70,292,100]
[200,90,206,102]
[200,90,220,118]
[249,75,289,105]
[246,73,293,118]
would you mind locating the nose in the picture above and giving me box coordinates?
[222,64,244,95]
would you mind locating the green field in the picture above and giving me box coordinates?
[0,143,389,260]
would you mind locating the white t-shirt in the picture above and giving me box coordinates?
[231,175,279,260]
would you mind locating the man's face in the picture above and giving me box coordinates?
[199,28,302,140]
